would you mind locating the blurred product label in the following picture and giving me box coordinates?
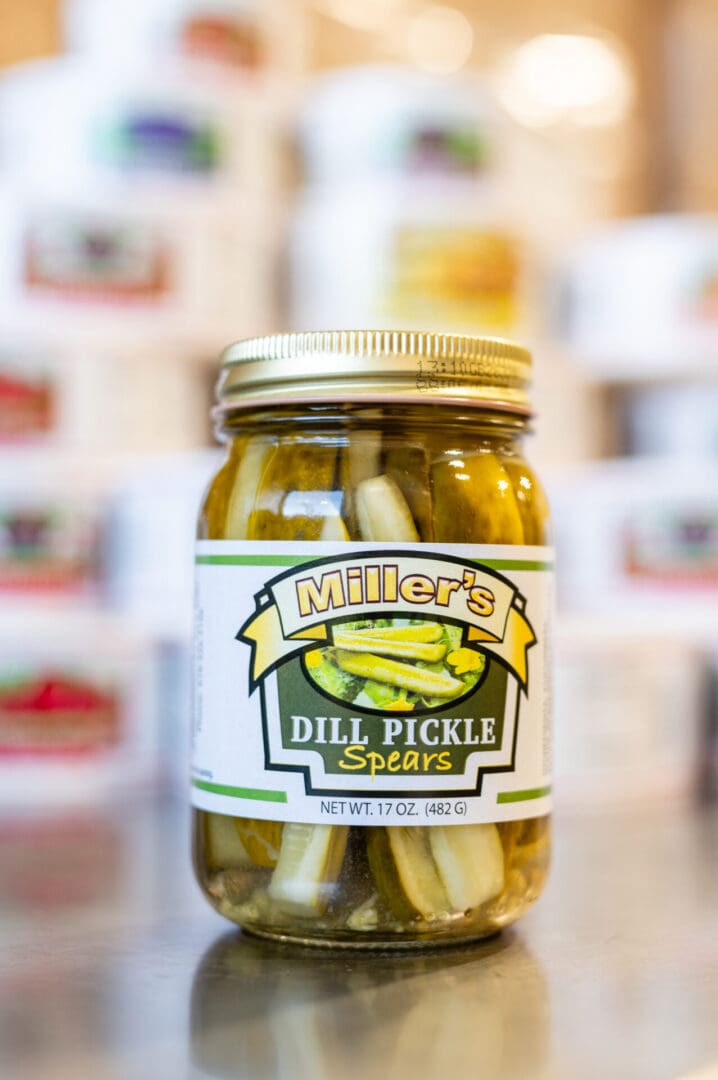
[95,110,223,175]
[179,14,264,70]
[0,673,120,757]
[563,215,718,376]
[0,363,54,440]
[0,505,99,592]
[624,509,718,586]
[384,227,519,330]
[23,213,170,303]
[399,124,490,177]
[549,461,718,611]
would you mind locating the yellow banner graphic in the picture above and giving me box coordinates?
[241,598,535,690]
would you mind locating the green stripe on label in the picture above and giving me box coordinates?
[476,560,553,572]
[197,554,552,571]
[193,780,288,803]
[497,785,552,804]
[195,555,310,567]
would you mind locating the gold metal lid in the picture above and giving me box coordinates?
[217,330,532,415]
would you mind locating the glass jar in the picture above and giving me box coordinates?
[193,331,552,948]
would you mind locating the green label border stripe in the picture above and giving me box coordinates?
[475,560,553,572]
[497,785,552,804]
[195,555,310,567]
[197,555,552,571]
[193,779,288,803]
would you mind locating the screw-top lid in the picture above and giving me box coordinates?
[217,330,532,415]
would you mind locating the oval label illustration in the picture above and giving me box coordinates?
[302,617,487,716]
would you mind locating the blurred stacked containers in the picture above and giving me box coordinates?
[552,215,718,804]
[290,66,534,339]
[0,0,301,802]
[289,65,605,472]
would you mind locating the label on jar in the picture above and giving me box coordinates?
[192,541,553,826]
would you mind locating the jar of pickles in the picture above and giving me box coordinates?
[193,330,552,947]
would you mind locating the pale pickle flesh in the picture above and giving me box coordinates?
[429,824,505,910]
[367,828,449,921]
[355,474,420,542]
[268,823,349,917]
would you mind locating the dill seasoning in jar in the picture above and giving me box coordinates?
[192,331,552,948]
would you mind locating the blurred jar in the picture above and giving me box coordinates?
[63,0,305,83]
[108,450,221,640]
[291,67,537,337]
[549,459,718,614]
[554,616,709,808]
[298,66,498,188]
[0,183,276,351]
[0,57,280,195]
[0,611,159,807]
[0,450,115,602]
[623,382,718,458]
[563,214,718,378]
[0,345,210,453]
[290,179,527,336]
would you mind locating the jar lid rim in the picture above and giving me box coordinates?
[218,330,532,414]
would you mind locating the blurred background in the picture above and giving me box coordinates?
[0,0,716,849]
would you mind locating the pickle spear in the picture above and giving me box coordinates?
[204,812,253,871]
[334,649,463,698]
[431,451,524,544]
[337,430,382,535]
[429,824,505,910]
[502,459,551,545]
[367,828,450,921]
[332,630,447,663]
[224,438,273,539]
[341,430,383,489]
[201,444,243,539]
[319,514,350,541]
[236,818,284,868]
[268,823,349,916]
[248,439,339,541]
[343,624,443,643]
[384,445,434,541]
[355,474,420,542]
[244,445,346,918]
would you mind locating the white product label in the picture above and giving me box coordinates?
[192,541,553,826]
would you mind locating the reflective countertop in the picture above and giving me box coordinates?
[1,799,717,1080]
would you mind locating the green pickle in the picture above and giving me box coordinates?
[384,443,435,541]
[194,334,550,947]
[247,437,340,541]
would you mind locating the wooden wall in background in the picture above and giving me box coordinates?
[0,0,61,68]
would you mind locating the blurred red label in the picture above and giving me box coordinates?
[0,675,121,757]
[0,369,54,440]
[623,510,718,587]
[180,14,264,69]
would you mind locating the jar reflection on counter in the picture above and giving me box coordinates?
[192,332,552,947]
[190,931,550,1080]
